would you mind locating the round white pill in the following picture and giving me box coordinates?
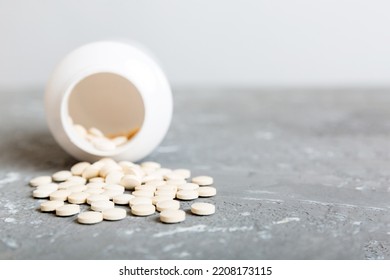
[157,184,177,192]
[94,138,116,151]
[156,200,180,212]
[66,176,87,184]
[102,190,124,199]
[49,190,72,201]
[160,209,185,224]
[91,200,115,212]
[57,181,78,190]
[30,176,52,187]
[164,172,186,181]
[68,184,87,193]
[118,160,136,169]
[89,127,104,137]
[198,186,217,197]
[142,166,156,175]
[135,185,157,193]
[86,182,106,189]
[82,166,100,179]
[84,188,105,195]
[123,166,144,178]
[176,189,199,200]
[68,192,89,204]
[141,161,161,169]
[172,169,191,179]
[52,170,72,182]
[103,184,125,192]
[91,160,106,170]
[98,158,117,165]
[131,204,155,216]
[144,180,166,188]
[152,196,173,205]
[192,175,213,186]
[105,171,124,184]
[56,204,80,216]
[33,189,54,198]
[74,124,87,137]
[142,174,163,183]
[40,200,64,212]
[112,136,128,146]
[178,183,199,191]
[113,194,135,205]
[90,160,106,171]
[102,208,127,221]
[191,202,215,216]
[132,190,154,198]
[88,177,105,183]
[166,179,187,186]
[119,162,137,175]
[86,194,110,204]
[153,168,172,176]
[77,211,103,224]
[154,190,176,198]
[70,162,91,176]
[120,174,141,190]
[99,164,121,178]
[129,197,153,207]
[36,183,58,192]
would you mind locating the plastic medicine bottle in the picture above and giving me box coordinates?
[45,41,173,162]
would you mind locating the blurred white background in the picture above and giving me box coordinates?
[0,0,389,89]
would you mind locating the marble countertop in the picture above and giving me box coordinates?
[1,88,389,259]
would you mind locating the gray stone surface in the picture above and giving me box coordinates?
[1,88,390,260]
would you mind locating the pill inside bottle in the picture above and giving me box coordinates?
[66,73,145,153]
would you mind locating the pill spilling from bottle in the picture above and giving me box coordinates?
[70,116,140,151]
[29,158,216,225]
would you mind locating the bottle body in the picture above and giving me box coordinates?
[45,41,173,162]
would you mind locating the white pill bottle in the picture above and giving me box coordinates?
[45,41,173,162]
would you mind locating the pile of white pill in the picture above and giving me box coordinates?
[29,158,216,225]
[69,117,139,151]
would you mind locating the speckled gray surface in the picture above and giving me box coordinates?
[1,88,390,260]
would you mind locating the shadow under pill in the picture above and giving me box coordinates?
[184,209,193,215]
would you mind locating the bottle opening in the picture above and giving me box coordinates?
[63,72,145,155]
